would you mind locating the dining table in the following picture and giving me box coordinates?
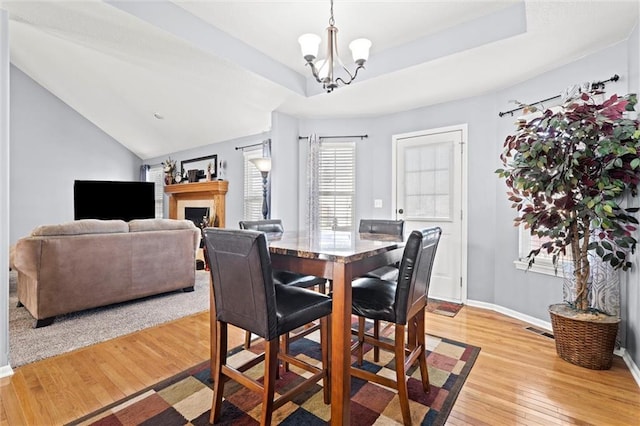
[267,230,405,425]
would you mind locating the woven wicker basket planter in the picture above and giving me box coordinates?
[549,303,620,370]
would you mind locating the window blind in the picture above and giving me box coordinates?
[317,142,355,231]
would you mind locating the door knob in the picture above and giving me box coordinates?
[398,208,404,214]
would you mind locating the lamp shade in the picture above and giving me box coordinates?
[298,33,321,61]
[250,157,272,173]
[349,38,371,65]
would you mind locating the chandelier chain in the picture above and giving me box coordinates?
[329,0,335,26]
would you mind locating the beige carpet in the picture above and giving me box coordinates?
[8,269,210,368]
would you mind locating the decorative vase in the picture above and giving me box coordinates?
[548,303,620,370]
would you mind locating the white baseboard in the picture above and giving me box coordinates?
[0,363,13,378]
[466,299,640,388]
[618,348,640,386]
[466,299,553,331]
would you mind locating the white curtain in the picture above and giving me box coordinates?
[306,134,321,233]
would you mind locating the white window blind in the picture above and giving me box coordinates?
[317,142,355,231]
[244,149,264,221]
[147,165,165,218]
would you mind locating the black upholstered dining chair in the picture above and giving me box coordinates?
[203,228,331,426]
[359,219,405,281]
[356,218,405,361]
[350,227,442,426]
[239,219,328,352]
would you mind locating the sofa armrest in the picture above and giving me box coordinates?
[13,237,42,280]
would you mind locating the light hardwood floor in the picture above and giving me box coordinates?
[1,306,639,425]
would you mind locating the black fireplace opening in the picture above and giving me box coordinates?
[184,207,210,229]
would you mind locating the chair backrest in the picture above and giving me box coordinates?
[239,219,284,234]
[394,227,442,325]
[203,228,279,341]
[359,219,404,238]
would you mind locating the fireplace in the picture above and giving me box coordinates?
[184,207,210,229]
[164,181,229,268]
[164,180,228,228]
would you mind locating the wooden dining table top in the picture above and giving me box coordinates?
[266,230,405,263]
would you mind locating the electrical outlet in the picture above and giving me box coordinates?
[374,199,383,208]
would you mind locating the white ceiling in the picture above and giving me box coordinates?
[1,1,638,159]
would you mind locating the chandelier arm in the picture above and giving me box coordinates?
[335,64,364,86]
[305,62,325,84]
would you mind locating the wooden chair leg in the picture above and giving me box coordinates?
[244,330,252,349]
[319,280,326,294]
[357,316,366,366]
[416,310,430,392]
[261,339,279,426]
[407,316,417,351]
[394,324,412,426]
[320,316,331,404]
[281,333,291,372]
[210,321,227,424]
[373,319,380,362]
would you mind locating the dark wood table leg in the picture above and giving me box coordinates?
[330,262,352,425]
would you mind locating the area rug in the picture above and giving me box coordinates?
[427,298,463,317]
[71,328,480,426]
[8,269,210,368]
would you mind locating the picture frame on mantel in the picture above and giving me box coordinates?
[181,154,217,181]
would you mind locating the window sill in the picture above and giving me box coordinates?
[513,259,566,277]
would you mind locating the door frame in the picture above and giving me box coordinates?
[391,124,468,303]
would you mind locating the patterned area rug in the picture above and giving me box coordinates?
[71,326,480,426]
[427,298,464,317]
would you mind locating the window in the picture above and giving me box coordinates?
[243,148,265,220]
[147,165,165,218]
[316,141,356,231]
[516,227,571,276]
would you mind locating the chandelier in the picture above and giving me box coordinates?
[298,0,371,93]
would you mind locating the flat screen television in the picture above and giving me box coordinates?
[74,180,155,222]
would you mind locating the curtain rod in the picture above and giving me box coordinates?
[498,74,620,118]
[298,134,368,140]
[235,139,271,151]
[235,142,263,151]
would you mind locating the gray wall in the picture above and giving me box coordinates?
[493,41,630,319]
[4,29,640,373]
[145,131,271,230]
[292,40,636,364]
[9,66,142,244]
[1,9,10,374]
[625,20,640,368]
[270,111,300,231]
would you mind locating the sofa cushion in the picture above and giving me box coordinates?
[31,219,129,236]
[128,218,197,232]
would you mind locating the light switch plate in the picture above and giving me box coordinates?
[374,199,383,208]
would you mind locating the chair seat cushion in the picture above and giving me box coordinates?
[274,270,326,288]
[351,277,398,323]
[363,265,399,281]
[275,285,332,335]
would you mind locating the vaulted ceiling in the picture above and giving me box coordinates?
[1,1,638,159]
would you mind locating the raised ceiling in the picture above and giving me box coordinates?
[1,1,638,159]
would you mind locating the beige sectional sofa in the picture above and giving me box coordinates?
[12,218,201,327]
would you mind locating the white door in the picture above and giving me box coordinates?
[392,125,467,303]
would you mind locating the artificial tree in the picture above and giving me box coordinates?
[496,90,640,314]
